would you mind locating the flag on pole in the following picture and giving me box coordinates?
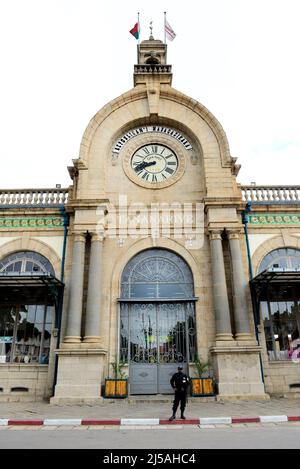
[165,20,176,41]
[130,22,140,40]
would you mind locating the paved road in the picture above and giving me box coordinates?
[1,424,300,449]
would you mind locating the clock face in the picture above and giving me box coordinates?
[131,144,178,183]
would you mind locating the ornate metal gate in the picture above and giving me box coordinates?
[119,249,197,394]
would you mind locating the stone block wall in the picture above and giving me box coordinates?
[263,361,300,396]
[0,364,49,402]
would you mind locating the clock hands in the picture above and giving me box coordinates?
[134,160,157,173]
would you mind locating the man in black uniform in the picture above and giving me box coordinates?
[169,366,190,420]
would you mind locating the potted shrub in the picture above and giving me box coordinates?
[104,358,128,398]
[190,354,215,397]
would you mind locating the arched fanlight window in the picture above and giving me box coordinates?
[258,248,300,273]
[0,251,54,275]
[121,248,194,299]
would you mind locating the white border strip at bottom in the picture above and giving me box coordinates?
[259,415,288,423]
[200,417,232,425]
[43,419,82,426]
[121,419,160,426]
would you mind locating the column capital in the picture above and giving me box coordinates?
[209,229,223,241]
[72,232,87,243]
[226,229,242,240]
[89,232,105,242]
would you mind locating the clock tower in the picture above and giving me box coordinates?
[51,35,267,403]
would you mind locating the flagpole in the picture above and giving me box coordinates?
[138,12,140,45]
[164,11,166,44]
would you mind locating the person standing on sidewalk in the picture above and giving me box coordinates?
[169,366,190,420]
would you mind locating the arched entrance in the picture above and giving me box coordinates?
[119,249,197,394]
[0,251,56,365]
[257,248,300,361]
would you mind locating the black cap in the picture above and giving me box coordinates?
[178,366,183,370]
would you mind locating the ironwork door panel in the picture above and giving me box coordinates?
[157,303,187,393]
[128,303,158,394]
[123,302,195,395]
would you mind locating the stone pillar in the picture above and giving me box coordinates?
[83,233,104,343]
[64,232,86,343]
[209,230,233,341]
[227,229,252,340]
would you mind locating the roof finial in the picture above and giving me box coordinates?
[149,20,154,40]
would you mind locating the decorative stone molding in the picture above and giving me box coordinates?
[90,233,105,243]
[249,214,300,226]
[63,336,82,344]
[210,345,262,354]
[226,229,241,240]
[209,230,222,241]
[79,87,232,168]
[72,233,86,243]
[0,216,64,230]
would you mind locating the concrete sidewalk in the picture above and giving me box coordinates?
[0,397,299,421]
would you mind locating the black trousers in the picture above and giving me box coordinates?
[172,390,187,414]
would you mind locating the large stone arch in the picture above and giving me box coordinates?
[252,234,300,275]
[0,237,61,277]
[107,237,213,368]
[79,86,233,168]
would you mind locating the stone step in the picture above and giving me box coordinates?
[127,395,217,404]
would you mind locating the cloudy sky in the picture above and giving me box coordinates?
[1,0,299,188]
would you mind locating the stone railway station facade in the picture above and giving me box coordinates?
[0,38,300,403]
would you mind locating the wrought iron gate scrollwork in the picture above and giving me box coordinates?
[119,249,197,394]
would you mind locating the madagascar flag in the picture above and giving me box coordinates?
[130,22,139,40]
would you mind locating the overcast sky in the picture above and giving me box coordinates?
[1,0,299,188]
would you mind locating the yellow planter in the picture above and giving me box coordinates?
[190,378,214,397]
[104,379,128,398]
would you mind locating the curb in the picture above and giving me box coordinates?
[0,416,300,426]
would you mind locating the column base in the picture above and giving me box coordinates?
[215,333,234,342]
[50,396,104,405]
[210,344,267,399]
[216,394,270,402]
[52,348,107,403]
[83,336,103,344]
[63,336,82,344]
[235,333,253,341]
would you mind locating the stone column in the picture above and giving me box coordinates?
[83,233,104,343]
[64,232,86,343]
[227,229,252,340]
[209,230,233,341]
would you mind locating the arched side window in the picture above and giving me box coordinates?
[258,248,300,362]
[121,249,194,299]
[0,251,55,275]
[259,247,300,273]
[0,251,54,365]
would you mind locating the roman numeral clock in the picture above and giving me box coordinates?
[119,126,190,189]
